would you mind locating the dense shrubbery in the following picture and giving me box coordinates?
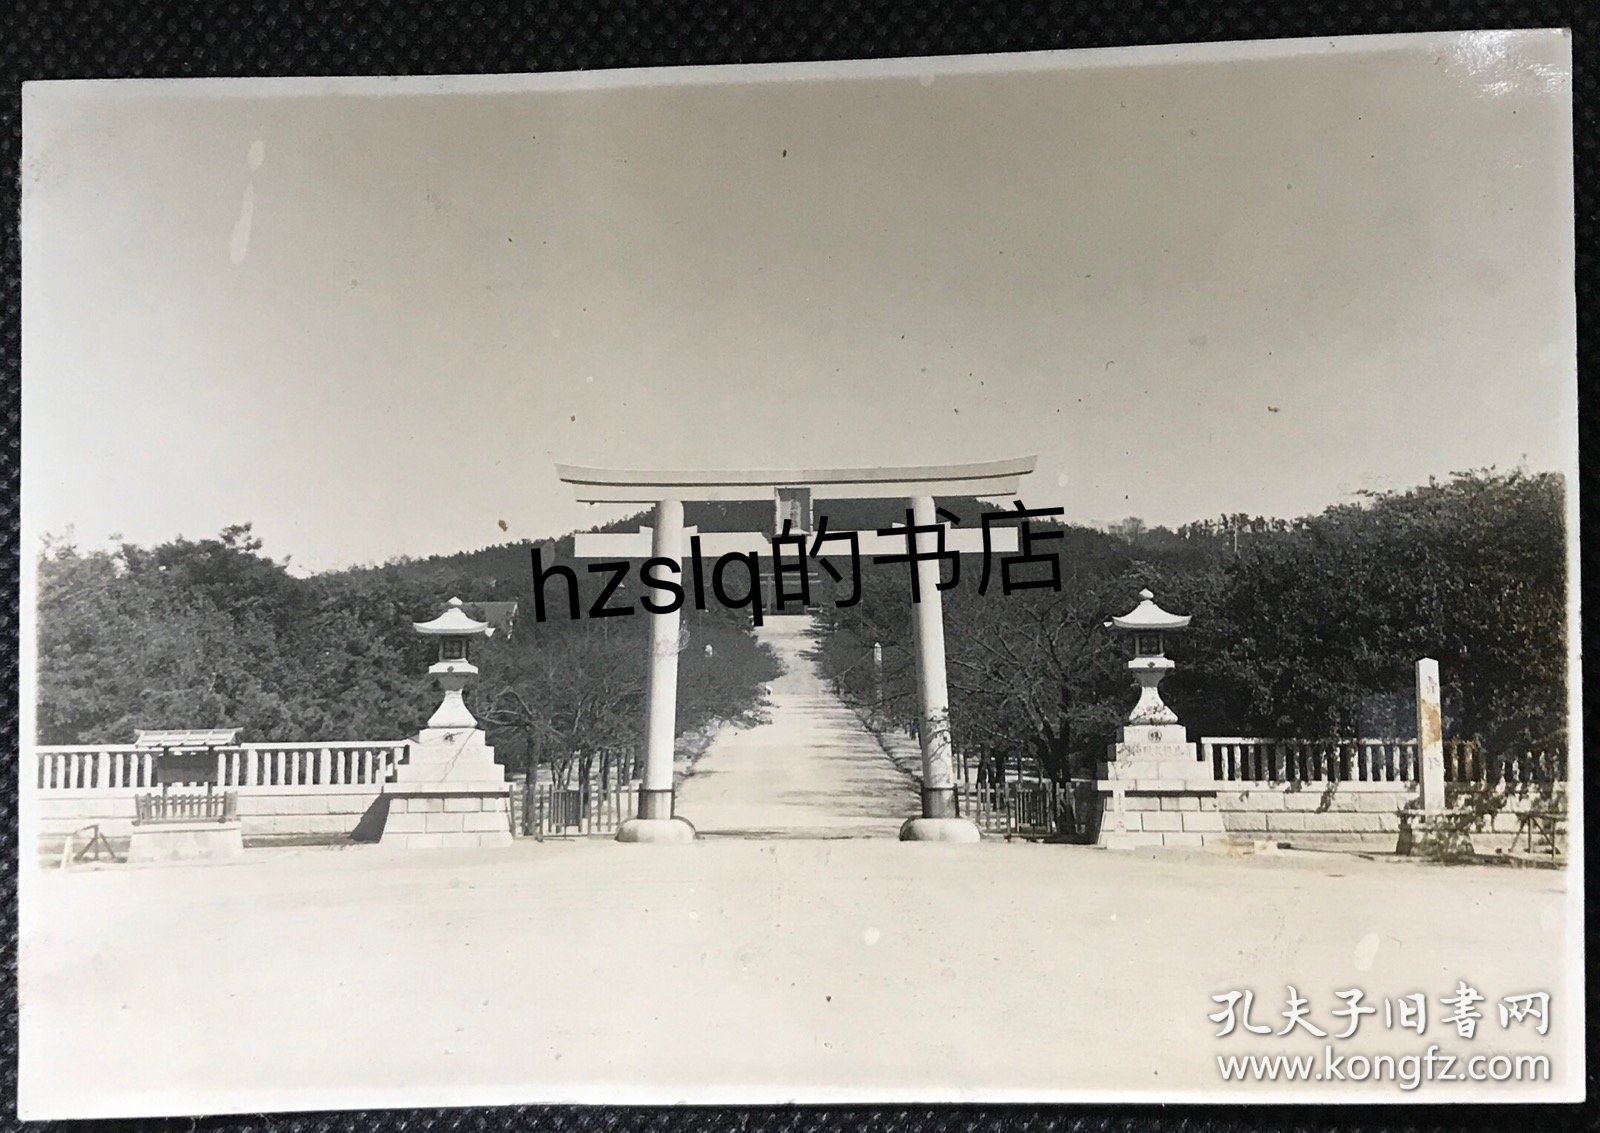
[817,470,1569,780]
[35,520,780,785]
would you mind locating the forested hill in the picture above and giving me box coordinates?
[818,470,1570,778]
[35,493,1031,749]
[36,471,1569,783]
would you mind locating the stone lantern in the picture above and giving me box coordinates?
[378,596,512,849]
[1107,587,1191,730]
[412,596,493,734]
[1096,588,1224,850]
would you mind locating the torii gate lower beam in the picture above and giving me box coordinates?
[557,457,1038,843]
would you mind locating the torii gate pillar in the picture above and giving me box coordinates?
[559,457,1036,845]
[899,494,980,841]
[615,498,696,843]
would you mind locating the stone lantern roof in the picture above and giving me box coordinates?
[413,597,494,637]
[1109,588,1191,632]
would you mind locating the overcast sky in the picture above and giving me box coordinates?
[22,31,1575,573]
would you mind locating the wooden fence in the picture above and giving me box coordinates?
[953,751,1073,839]
[957,780,1064,839]
[520,778,641,840]
[134,787,239,824]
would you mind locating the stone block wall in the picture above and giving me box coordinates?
[380,793,513,848]
[33,785,397,860]
[1102,792,1227,849]
[1216,781,1567,855]
[1215,784,1410,849]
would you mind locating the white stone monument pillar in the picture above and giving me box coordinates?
[1397,656,1471,857]
[900,494,980,842]
[1416,657,1446,812]
[617,498,696,843]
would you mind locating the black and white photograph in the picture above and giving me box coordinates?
[16,29,1581,1115]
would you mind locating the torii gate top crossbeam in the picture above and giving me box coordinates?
[555,455,1037,503]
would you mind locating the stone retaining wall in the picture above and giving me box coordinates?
[33,777,1563,859]
[1217,781,1566,855]
[33,785,399,858]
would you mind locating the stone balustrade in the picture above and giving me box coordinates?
[1193,736,1566,854]
[1201,737,1418,783]
[27,741,428,860]
[1199,737,1563,786]
[32,742,406,792]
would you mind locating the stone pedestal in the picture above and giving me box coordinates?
[616,816,697,843]
[379,728,513,848]
[127,820,245,863]
[899,816,982,842]
[1096,724,1226,849]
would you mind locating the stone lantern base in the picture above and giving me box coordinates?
[378,728,513,849]
[1095,724,1227,850]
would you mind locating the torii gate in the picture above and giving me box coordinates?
[557,456,1038,843]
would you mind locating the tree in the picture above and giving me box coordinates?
[34,523,779,763]
[815,469,1569,778]
[1194,470,1567,753]
[815,523,1191,782]
[37,469,1568,787]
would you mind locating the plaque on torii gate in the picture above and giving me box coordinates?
[556,456,1038,844]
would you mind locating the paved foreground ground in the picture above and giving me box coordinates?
[678,617,918,838]
[20,841,1576,1114]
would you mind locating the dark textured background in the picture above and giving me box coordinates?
[1,2,1593,1129]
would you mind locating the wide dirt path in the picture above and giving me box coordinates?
[22,842,1575,1113]
[676,615,917,838]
